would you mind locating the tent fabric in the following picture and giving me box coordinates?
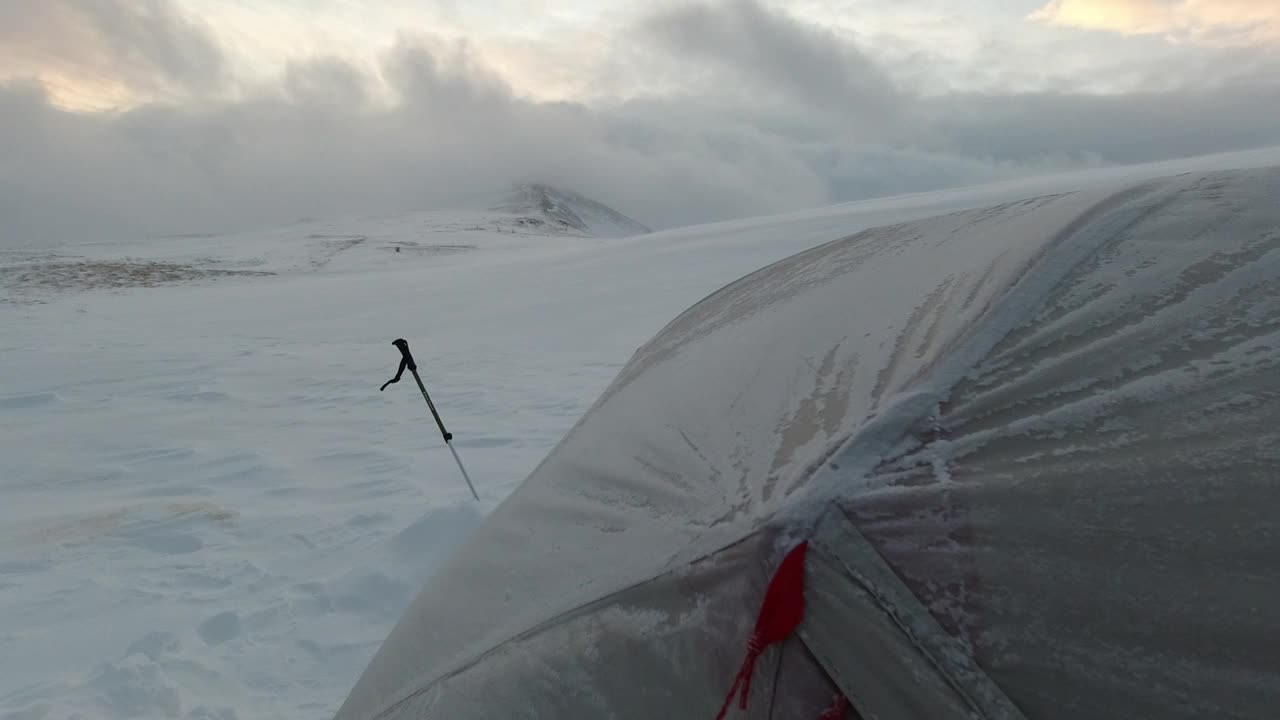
[335,166,1280,720]
[341,532,843,719]
[836,168,1280,719]
[801,506,1025,720]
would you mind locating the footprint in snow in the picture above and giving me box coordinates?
[197,611,242,646]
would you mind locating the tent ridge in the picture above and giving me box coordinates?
[799,177,1183,512]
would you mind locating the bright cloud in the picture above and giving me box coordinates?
[1032,0,1280,46]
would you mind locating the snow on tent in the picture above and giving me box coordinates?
[335,166,1280,720]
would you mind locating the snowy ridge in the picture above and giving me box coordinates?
[1,146,1279,720]
[488,184,651,238]
[0,185,648,305]
[0,200,643,306]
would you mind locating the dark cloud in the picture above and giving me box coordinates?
[282,56,372,108]
[72,0,225,92]
[2,0,1279,247]
[0,0,226,103]
[928,86,1280,166]
[640,0,902,126]
[383,36,513,112]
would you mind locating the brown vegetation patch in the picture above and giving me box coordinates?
[0,259,275,303]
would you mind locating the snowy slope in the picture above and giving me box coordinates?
[2,146,1279,720]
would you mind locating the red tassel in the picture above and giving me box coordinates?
[714,541,809,719]
[819,694,849,719]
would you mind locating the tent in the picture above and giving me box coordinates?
[335,166,1280,720]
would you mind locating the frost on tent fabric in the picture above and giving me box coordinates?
[333,166,1280,720]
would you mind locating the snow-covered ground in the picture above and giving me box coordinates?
[3,147,1279,720]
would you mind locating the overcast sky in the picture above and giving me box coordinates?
[3,0,1279,243]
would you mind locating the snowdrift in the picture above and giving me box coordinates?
[336,166,1280,719]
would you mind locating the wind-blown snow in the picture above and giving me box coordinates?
[2,146,1279,720]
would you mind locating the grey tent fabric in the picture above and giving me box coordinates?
[347,533,847,719]
[335,166,1280,720]
[835,170,1280,719]
[801,506,1025,720]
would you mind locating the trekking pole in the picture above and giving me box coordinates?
[380,338,479,501]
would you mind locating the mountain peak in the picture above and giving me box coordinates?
[490,184,651,238]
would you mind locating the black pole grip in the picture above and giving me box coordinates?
[392,338,417,372]
[380,339,417,391]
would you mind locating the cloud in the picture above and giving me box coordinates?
[0,0,226,110]
[1032,0,1280,46]
[382,36,515,113]
[925,86,1280,165]
[2,0,1279,247]
[639,0,901,123]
